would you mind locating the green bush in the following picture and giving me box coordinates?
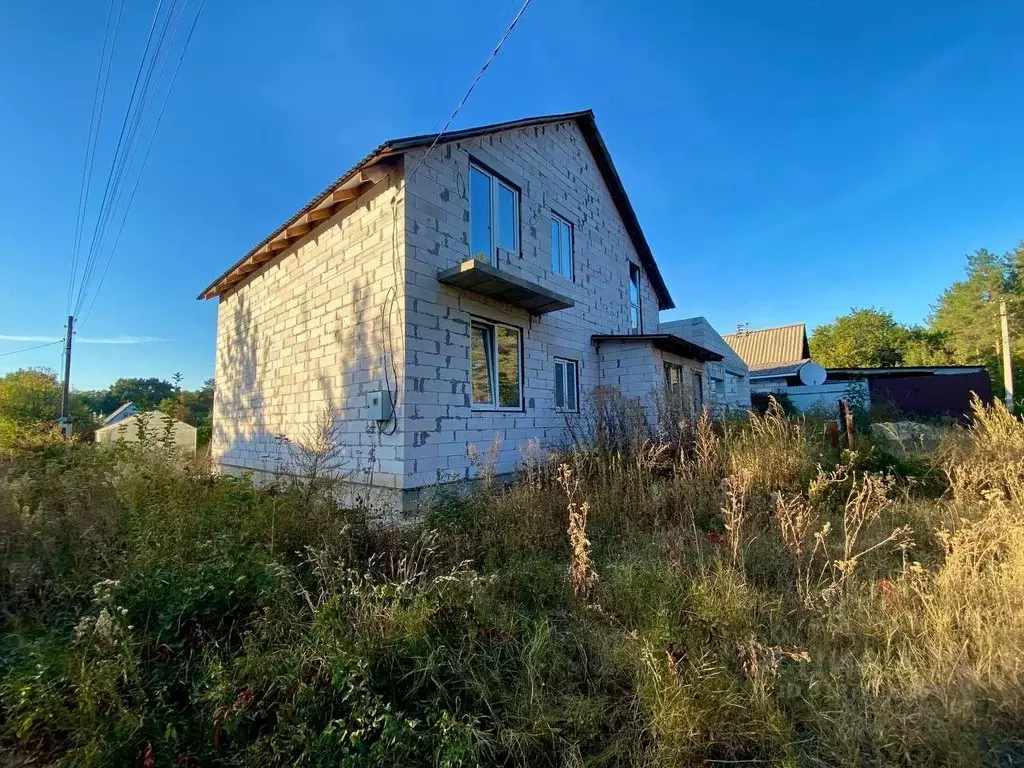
[2,402,1024,766]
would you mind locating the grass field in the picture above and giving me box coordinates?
[1,400,1022,766]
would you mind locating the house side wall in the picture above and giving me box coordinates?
[659,317,751,412]
[95,412,197,453]
[211,172,407,487]
[401,120,662,487]
[596,340,661,397]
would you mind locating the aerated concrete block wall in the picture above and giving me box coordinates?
[400,120,662,488]
[211,170,408,489]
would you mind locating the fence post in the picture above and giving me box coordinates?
[838,399,856,451]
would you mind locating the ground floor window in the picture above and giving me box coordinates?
[664,362,683,394]
[554,357,579,412]
[692,371,704,414]
[712,376,725,399]
[471,318,522,410]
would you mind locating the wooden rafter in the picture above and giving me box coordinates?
[203,159,395,298]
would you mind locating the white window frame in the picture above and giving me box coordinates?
[629,263,642,334]
[553,357,579,413]
[470,318,523,411]
[550,213,573,280]
[469,163,519,267]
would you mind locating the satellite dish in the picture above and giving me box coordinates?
[798,361,827,386]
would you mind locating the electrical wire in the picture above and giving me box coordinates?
[376,0,534,436]
[72,0,200,323]
[68,0,125,318]
[79,0,186,293]
[72,0,169,316]
[0,340,63,358]
[80,0,204,327]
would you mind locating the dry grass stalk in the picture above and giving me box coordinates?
[559,463,598,602]
[721,471,752,571]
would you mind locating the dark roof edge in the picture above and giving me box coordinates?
[592,333,722,362]
[199,110,674,308]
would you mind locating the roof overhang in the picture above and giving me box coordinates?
[592,333,723,362]
[198,110,674,308]
[438,260,574,315]
[197,160,398,300]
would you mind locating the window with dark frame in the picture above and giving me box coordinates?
[664,362,683,394]
[629,263,641,333]
[554,357,579,412]
[469,163,519,266]
[470,318,522,410]
[692,371,704,414]
[550,214,573,280]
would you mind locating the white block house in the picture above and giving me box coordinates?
[200,111,730,504]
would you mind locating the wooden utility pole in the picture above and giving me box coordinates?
[59,315,74,439]
[1000,300,1014,410]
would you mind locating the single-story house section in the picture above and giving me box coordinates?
[198,109,726,508]
[659,316,751,411]
[722,323,850,411]
[95,408,198,454]
[827,366,992,419]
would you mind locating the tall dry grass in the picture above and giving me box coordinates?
[2,396,1023,765]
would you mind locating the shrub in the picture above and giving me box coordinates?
[2,400,1024,766]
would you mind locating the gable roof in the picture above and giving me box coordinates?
[722,323,810,370]
[659,317,748,374]
[198,110,674,308]
[102,401,138,426]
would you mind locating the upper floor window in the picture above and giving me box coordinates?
[471,318,522,410]
[550,214,573,279]
[469,164,518,266]
[629,263,642,333]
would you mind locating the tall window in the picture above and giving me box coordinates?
[664,362,683,394]
[471,319,522,410]
[629,263,641,333]
[469,164,518,266]
[554,357,579,412]
[550,214,573,279]
[692,371,704,414]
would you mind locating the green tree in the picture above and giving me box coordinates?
[0,368,97,451]
[929,246,1024,398]
[80,377,176,414]
[809,308,920,368]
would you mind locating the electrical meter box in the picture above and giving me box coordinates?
[367,390,393,422]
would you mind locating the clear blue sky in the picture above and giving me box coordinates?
[2,0,1023,390]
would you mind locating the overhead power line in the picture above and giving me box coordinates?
[81,0,205,326]
[68,0,125,319]
[377,0,534,435]
[70,0,203,324]
[0,340,63,358]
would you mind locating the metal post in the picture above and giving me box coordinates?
[59,315,74,439]
[1000,300,1014,410]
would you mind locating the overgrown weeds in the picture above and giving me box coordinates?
[2,398,1023,765]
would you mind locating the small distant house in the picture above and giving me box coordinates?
[95,407,198,454]
[722,323,860,412]
[101,401,139,427]
[659,317,751,411]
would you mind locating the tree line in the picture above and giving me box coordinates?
[809,243,1024,399]
[0,369,213,454]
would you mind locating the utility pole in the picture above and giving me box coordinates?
[1000,300,1014,410]
[59,315,74,439]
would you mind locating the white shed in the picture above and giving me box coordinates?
[94,408,197,455]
